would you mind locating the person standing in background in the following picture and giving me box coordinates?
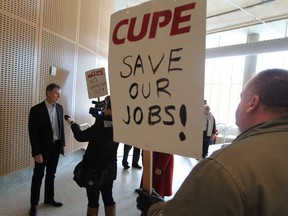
[28,83,65,216]
[122,144,142,169]
[202,104,216,158]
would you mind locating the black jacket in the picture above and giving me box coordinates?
[28,101,65,157]
[71,115,119,180]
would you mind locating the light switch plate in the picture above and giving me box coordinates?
[50,66,57,76]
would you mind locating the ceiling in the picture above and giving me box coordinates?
[115,0,288,42]
[206,0,288,35]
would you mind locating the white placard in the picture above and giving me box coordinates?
[85,67,108,99]
[108,0,206,159]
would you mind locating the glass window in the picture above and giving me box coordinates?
[256,51,288,72]
[205,56,245,126]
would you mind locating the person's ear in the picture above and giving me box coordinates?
[247,95,260,112]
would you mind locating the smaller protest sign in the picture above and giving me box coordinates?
[85,67,108,99]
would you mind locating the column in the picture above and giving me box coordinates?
[242,33,260,88]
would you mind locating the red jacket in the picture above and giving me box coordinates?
[153,152,174,197]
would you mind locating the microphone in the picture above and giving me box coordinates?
[64,115,75,124]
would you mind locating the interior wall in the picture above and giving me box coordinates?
[0,0,115,176]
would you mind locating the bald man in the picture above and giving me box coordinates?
[137,68,288,216]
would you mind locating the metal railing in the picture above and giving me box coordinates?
[216,123,240,144]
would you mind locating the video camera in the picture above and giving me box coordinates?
[89,100,105,118]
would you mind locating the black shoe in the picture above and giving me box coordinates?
[134,188,142,193]
[123,164,130,169]
[44,200,63,207]
[132,163,142,169]
[29,205,38,216]
[122,161,130,169]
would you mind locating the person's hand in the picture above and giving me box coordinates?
[34,154,43,163]
[136,188,164,216]
[155,168,162,175]
[64,115,76,125]
[211,134,216,141]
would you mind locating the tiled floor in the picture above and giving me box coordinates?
[0,143,222,216]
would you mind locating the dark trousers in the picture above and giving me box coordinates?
[30,146,60,206]
[86,181,115,207]
[202,131,211,158]
[122,144,140,165]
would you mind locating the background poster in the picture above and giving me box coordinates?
[108,0,206,159]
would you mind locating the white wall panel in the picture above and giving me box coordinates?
[79,0,100,53]
[0,0,38,23]
[97,0,115,58]
[42,0,78,41]
[0,14,36,175]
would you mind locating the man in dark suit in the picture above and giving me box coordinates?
[28,83,65,216]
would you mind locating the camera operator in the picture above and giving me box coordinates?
[66,95,119,216]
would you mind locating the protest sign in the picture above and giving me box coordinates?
[85,67,108,99]
[109,0,206,159]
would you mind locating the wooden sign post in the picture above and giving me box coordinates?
[142,150,152,192]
